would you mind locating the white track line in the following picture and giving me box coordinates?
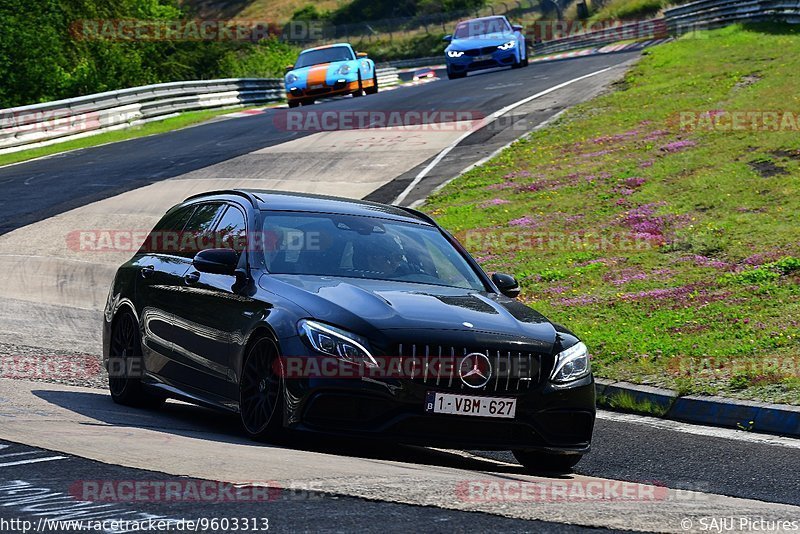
[392,66,613,205]
[409,109,569,208]
[0,456,67,468]
[0,451,39,459]
[597,410,800,449]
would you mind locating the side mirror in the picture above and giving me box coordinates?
[492,272,520,298]
[512,24,523,32]
[284,65,294,74]
[442,34,452,42]
[193,248,239,276]
[356,51,368,58]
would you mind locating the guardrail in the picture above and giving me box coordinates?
[0,67,401,154]
[385,56,443,69]
[532,18,669,56]
[0,78,282,154]
[664,0,800,34]
[376,67,401,87]
[530,0,799,57]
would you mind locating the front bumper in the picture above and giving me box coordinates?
[278,336,595,452]
[447,48,518,73]
[286,80,361,101]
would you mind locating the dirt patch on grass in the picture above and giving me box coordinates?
[771,148,800,161]
[735,73,762,89]
[749,158,789,177]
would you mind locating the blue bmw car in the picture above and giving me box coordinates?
[444,16,528,79]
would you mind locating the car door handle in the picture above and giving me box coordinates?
[140,265,155,279]
[184,271,200,285]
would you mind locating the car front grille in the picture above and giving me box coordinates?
[306,87,332,96]
[396,343,541,393]
[464,46,499,57]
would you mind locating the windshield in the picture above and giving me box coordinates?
[453,17,511,39]
[262,211,486,291]
[295,46,354,68]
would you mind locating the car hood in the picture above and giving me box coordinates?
[286,60,361,87]
[290,62,332,75]
[259,274,557,350]
[449,32,516,49]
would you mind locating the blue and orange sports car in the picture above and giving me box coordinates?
[444,16,528,79]
[284,43,378,107]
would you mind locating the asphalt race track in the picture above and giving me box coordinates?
[1,51,799,533]
[0,52,639,234]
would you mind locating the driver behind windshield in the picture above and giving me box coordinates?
[360,236,411,278]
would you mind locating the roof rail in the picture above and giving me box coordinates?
[182,189,259,207]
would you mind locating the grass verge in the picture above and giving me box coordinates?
[423,23,800,404]
[0,106,270,168]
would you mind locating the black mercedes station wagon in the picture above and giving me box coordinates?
[103,190,594,471]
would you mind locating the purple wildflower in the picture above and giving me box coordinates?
[508,216,536,227]
[542,285,570,295]
[487,182,514,191]
[503,170,532,180]
[660,140,697,153]
[682,255,733,270]
[621,202,669,242]
[581,149,614,158]
[480,198,510,208]
[516,180,552,192]
[558,295,599,307]
[643,130,670,141]
[624,177,646,188]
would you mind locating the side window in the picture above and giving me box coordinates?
[179,203,226,258]
[142,205,195,255]
[214,206,248,256]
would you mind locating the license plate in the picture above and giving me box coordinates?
[475,54,493,61]
[425,392,516,418]
[310,84,323,89]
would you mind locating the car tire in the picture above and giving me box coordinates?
[288,100,300,108]
[239,336,285,442]
[511,50,523,69]
[107,310,165,409]
[521,41,529,67]
[512,450,583,473]
[352,74,364,97]
[447,68,466,80]
[365,73,379,95]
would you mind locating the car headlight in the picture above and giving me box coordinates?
[550,342,591,383]
[336,64,351,75]
[447,50,465,58]
[299,319,377,367]
[285,73,298,84]
[498,40,516,50]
